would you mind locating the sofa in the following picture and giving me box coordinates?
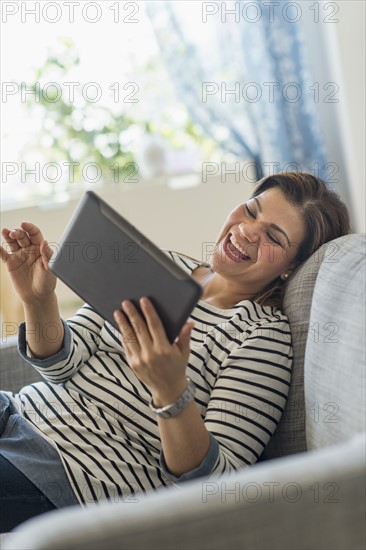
[1,233,365,550]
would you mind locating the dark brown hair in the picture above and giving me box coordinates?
[251,172,352,308]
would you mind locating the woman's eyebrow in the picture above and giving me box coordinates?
[254,197,291,247]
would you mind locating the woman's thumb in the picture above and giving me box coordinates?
[41,240,53,267]
[177,322,195,354]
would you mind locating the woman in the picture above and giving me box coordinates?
[0,172,351,530]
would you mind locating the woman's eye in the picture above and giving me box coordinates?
[245,204,281,246]
[245,205,255,218]
[268,233,281,246]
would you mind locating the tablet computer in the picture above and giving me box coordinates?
[49,191,203,343]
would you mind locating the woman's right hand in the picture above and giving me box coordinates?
[0,222,57,306]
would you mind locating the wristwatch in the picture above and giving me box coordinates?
[149,378,196,419]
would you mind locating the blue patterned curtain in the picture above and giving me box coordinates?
[146,0,328,182]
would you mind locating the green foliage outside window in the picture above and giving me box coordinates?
[18,38,217,199]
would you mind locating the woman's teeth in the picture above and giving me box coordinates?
[224,233,250,261]
[229,234,250,260]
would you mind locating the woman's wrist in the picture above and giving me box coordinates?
[150,377,190,408]
[23,291,58,310]
[150,378,195,419]
[23,293,64,359]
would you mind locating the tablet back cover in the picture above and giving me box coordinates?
[49,191,203,343]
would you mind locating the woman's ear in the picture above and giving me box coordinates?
[281,260,300,281]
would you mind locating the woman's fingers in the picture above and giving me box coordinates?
[1,223,46,257]
[126,299,167,349]
[40,240,54,271]
[114,300,152,350]
[20,222,45,245]
[1,228,21,253]
[115,298,169,353]
[0,243,10,263]
[8,228,31,249]
[139,298,168,346]
[114,309,139,353]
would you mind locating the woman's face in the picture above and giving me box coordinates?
[209,187,306,295]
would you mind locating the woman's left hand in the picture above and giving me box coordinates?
[113,297,195,406]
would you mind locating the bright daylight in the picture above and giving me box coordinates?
[0,1,365,549]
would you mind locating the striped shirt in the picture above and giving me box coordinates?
[9,250,292,507]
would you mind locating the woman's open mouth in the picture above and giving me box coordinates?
[223,233,251,262]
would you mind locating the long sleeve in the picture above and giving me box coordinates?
[17,304,105,384]
[204,320,292,475]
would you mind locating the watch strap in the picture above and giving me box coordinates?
[149,378,196,419]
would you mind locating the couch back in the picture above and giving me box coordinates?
[304,233,366,449]
[260,233,366,459]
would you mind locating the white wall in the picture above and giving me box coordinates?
[334,0,366,232]
[302,0,365,232]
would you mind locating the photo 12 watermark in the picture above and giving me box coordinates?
[202,81,339,104]
[201,161,340,184]
[202,239,299,264]
[2,81,140,104]
[3,479,140,505]
[201,2,340,24]
[201,479,340,504]
[2,161,140,185]
[1,2,140,24]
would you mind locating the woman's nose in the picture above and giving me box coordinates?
[239,223,260,243]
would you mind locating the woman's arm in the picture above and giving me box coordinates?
[18,303,105,384]
[114,297,293,480]
[153,390,211,477]
[0,222,103,382]
[114,297,215,477]
[156,320,292,479]
[203,319,293,473]
[23,293,64,358]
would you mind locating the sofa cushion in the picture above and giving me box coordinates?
[260,239,331,459]
[305,233,366,449]
[260,234,363,459]
[0,336,42,392]
[4,432,365,549]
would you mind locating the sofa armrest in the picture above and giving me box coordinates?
[4,432,365,550]
[0,336,42,392]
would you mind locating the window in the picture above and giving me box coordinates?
[1,2,224,209]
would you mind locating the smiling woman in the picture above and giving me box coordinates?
[198,187,304,309]
[249,173,352,307]
[186,172,351,311]
[0,172,352,531]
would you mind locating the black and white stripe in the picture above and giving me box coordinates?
[11,250,292,506]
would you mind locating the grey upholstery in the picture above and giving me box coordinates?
[260,240,328,459]
[3,433,365,550]
[305,233,366,449]
[0,336,42,391]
